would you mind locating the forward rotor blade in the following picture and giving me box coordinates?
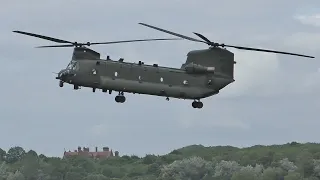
[13,30,72,44]
[36,38,182,48]
[223,44,315,58]
[193,32,213,45]
[36,44,74,48]
[139,23,206,44]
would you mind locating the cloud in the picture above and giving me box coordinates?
[284,32,320,51]
[220,49,280,98]
[294,14,320,27]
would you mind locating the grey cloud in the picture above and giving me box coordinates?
[0,0,319,157]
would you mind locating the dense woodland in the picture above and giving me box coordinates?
[1,142,320,179]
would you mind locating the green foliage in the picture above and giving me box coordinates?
[6,147,25,164]
[1,142,320,179]
[0,149,5,162]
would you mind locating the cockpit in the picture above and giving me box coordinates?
[66,60,79,71]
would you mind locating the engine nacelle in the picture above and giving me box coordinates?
[184,63,215,74]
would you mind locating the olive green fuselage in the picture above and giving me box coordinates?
[60,59,233,100]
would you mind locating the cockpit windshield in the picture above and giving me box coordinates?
[66,60,79,70]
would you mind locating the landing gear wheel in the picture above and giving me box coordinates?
[74,85,79,90]
[93,88,96,92]
[192,101,203,109]
[197,102,203,108]
[59,81,63,87]
[192,101,197,108]
[115,95,126,103]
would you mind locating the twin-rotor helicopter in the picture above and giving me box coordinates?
[13,23,315,109]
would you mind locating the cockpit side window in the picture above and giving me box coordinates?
[67,60,79,70]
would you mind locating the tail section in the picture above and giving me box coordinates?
[182,47,235,79]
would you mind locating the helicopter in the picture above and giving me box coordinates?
[13,23,315,109]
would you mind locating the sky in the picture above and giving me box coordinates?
[0,0,319,157]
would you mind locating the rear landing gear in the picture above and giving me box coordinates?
[192,100,203,109]
[59,81,63,87]
[115,92,126,103]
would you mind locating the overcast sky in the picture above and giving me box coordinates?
[0,0,319,157]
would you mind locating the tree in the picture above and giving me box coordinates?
[0,149,5,161]
[261,167,281,180]
[26,150,37,157]
[284,171,302,180]
[142,154,158,164]
[19,152,40,180]
[65,172,83,180]
[159,156,214,180]
[6,147,25,164]
[214,160,241,179]
[83,173,108,180]
[0,162,8,180]
[296,151,314,177]
[6,171,25,180]
[279,158,298,172]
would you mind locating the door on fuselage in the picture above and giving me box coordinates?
[88,60,104,88]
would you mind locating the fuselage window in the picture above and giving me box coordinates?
[138,76,141,80]
[183,80,188,85]
[92,69,97,75]
[115,72,118,77]
[160,77,163,82]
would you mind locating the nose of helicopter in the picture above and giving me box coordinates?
[56,69,77,82]
[56,69,69,80]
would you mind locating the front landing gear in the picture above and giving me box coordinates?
[192,100,203,109]
[115,92,126,103]
[59,81,63,87]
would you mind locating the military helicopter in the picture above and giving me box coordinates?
[13,23,315,109]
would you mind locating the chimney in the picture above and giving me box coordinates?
[115,151,119,157]
[103,147,109,151]
[95,147,98,152]
[78,146,81,152]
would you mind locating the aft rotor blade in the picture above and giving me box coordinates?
[90,38,182,45]
[223,44,315,58]
[13,30,72,44]
[139,23,206,44]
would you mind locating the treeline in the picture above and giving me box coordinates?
[1,142,320,179]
